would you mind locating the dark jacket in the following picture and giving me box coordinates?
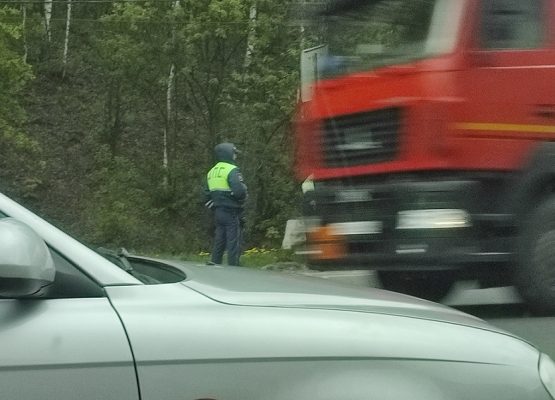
[204,143,247,209]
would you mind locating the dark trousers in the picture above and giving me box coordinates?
[211,207,242,266]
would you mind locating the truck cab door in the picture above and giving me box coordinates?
[457,0,555,161]
[0,238,139,400]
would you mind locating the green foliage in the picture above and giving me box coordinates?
[219,0,301,247]
[176,247,302,268]
[0,7,33,133]
[1,0,304,254]
[0,6,38,199]
[83,148,149,246]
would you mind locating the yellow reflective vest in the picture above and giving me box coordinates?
[207,162,237,192]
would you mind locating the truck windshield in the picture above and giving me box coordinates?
[318,0,464,78]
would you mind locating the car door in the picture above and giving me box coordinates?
[0,215,140,400]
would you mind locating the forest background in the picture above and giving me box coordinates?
[0,0,310,255]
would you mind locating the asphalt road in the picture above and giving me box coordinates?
[305,270,555,359]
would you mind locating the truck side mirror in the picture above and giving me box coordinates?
[300,44,328,102]
[0,218,56,298]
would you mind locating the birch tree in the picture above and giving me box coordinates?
[62,0,72,79]
[163,63,174,186]
[21,4,27,63]
[44,0,52,42]
[244,2,256,67]
[163,0,180,187]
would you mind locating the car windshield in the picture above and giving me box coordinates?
[317,0,465,78]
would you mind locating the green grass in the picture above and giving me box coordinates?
[160,248,304,268]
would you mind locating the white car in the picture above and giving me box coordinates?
[1,190,555,400]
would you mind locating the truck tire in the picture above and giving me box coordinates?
[516,196,555,314]
[378,271,453,302]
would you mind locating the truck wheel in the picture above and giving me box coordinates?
[516,196,555,314]
[378,271,453,302]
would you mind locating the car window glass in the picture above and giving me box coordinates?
[481,0,543,49]
[36,248,105,299]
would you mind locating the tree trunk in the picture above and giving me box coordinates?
[244,3,257,68]
[162,0,180,187]
[62,0,72,79]
[44,0,52,42]
[164,63,175,185]
[21,5,28,63]
[299,0,305,50]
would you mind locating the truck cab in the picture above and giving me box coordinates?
[296,0,555,311]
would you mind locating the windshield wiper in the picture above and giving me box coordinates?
[96,247,161,284]
[97,247,133,271]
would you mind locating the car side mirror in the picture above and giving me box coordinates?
[0,218,56,298]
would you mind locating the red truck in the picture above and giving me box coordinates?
[296,0,555,312]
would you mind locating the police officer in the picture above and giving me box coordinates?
[204,143,247,266]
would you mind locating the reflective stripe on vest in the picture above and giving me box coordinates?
[207,162,237,191]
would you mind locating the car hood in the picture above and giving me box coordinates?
[110,257,539,369]
[153,259,515,337]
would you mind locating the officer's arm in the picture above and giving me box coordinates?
[203,180,213,208]
[228,169,247,201]
[203,179,210,200]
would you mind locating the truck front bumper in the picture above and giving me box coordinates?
[305,176,514,271]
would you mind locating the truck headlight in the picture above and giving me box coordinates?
[540,353,555,399]
[396,209,471,230]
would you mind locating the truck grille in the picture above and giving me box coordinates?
[322,108,401,167]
